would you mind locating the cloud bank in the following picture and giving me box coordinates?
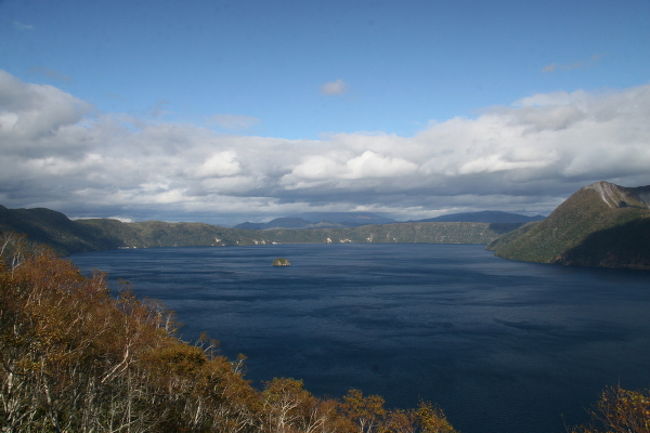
[1,69,649,224]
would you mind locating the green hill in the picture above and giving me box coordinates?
[78,219,261,248]
[489,181,650,269]
[0,205,122,254]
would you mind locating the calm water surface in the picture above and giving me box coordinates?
[71,244,650,433]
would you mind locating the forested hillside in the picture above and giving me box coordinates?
[0,205,122,253]
[0,205,520,255]
[489,181,650,269]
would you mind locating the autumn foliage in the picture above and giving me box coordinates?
[570,386,650,433]
[0,233,458,433]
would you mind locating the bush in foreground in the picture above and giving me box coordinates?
[570,386,650,433]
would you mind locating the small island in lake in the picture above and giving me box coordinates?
[272,257,291,267]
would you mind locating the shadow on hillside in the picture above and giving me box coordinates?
[560,218,650,269]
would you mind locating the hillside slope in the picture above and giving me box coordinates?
[0,205,122,254]
[489,181,650,269]
[78,219,262,248]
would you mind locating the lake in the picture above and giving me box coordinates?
[70,244,650,433]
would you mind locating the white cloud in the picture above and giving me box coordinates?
[282,150,417,187]
[195,151,242,178]
[1,69,650,223]
[289,155,345,180]
[320,79,348,95]
[458,154,549,175]
[345,151,418,179]
[0,70,90,144]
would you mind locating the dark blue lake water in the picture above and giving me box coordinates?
[70,244,650,433]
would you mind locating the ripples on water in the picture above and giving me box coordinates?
[71,244,650,433]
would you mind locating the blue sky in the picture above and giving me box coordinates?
[1,0,649,224]
[4,0,648,138]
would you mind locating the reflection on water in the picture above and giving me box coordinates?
[71,244,650,433]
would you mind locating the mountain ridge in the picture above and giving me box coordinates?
[236,210,542,229]
[489,181,650,270]
[413,210,544,224]
[234,212,395,230]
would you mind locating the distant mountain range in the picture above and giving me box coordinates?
[235,210,541,230]
[489,181,650,270]
[234,212,396,230]
[0,206,521,255]
[413,210,545,224]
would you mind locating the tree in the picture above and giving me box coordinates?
[340,389,387,433]
[571,386,650,433]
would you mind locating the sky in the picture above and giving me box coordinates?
[1,0,649,225]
